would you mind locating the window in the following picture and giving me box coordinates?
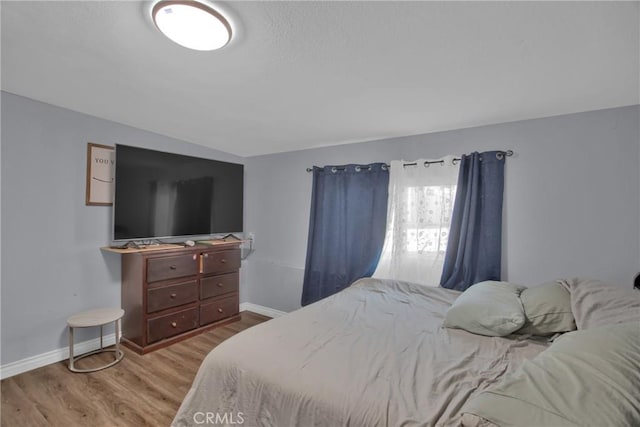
[373,158,459,286]
[401,185,456,254]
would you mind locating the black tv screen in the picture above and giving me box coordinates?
[113,145,243,241]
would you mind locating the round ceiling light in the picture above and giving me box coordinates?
[152,1,232,51]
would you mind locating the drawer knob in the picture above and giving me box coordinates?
[171,321,177,328]
[217,283,224,288]
[217,308,223,313]
[220,259,227,264]
[170,293,177,298]
[169,265,177,270]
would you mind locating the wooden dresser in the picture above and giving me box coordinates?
[120,242,241,354]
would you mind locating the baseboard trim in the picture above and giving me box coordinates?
[240,302,287,318]
[2,303,287,379]
[0,333,117,380]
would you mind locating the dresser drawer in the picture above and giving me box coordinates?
[147,280,198,313]
[200,294,239,326]
[147,254,198,283]
[202,249,240,275]
[147,307,198,344]
[201,272,239,300]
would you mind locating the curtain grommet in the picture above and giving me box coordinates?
[331,167,338,173]
[355,166,361,172]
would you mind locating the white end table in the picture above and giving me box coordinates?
[67,308,125,373]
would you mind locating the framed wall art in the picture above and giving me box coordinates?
[86,142,115,206]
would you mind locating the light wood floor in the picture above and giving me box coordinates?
[1,311,270,427]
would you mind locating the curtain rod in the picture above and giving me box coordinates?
[306,150,513,172]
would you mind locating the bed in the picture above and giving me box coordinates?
[172,278,551,426]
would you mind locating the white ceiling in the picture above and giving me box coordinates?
[2,1,638,157]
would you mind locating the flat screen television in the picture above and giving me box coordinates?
[113,145,243,241]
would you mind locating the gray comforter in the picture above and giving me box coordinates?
[173,278,548,427]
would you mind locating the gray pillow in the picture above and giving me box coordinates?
[518,280,576,336]
[460,322,640,427]
[443,281,526,336]
[559,277,640,329]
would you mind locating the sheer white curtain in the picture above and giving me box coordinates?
[373,156,459,286]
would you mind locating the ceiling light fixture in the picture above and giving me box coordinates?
[152,1,232,51]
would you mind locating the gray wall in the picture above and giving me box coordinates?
[2,90,638,365]
[0,91,244,365]
[243,105,640,313]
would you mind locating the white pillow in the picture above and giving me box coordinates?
[443,281,526,336]
[517,280,576,336]
[559,277,640,329]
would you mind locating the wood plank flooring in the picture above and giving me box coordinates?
[1,311,270,427]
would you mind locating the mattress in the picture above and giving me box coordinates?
[173,278,548,426]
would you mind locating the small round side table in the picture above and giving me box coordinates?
[67,308,125,373]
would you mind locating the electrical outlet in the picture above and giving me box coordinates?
[247,232,255,244]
